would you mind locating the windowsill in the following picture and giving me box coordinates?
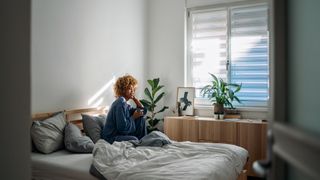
[194,105,269,112]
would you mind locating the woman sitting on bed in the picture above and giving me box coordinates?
[102,74,147,144]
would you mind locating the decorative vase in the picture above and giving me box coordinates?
[213,103,224,114]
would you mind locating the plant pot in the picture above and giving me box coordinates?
[224,108,239,115]
[213,103,224,114]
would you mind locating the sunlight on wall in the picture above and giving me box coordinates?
[88,76,116,107]
[91,97,104,108]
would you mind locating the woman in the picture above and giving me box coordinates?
[102,75,147,144]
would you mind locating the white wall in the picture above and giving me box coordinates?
[32,0,267,119]
[147,0,186,116]
[32,0,147,113]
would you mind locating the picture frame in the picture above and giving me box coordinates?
[176,87,195,116]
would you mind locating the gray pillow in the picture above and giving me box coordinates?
[82,114,107,143]
[64,123,94,153]
[31,112,66,154]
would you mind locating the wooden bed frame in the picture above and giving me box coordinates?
[31,106,248,180]
[31,106,108,130]
[238,169,247,180]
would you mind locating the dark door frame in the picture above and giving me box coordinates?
[271,0,320,179]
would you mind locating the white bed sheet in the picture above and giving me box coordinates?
[93,140,248,180]
[31,150,97,180]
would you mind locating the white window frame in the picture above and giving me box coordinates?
[186,1,270,111]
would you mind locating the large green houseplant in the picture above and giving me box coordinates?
[200,73,242,114]
[140,78,169,133]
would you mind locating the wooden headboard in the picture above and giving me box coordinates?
[31,106,108,130]
[65,106,108,130]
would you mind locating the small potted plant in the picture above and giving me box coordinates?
[200,73,242,116]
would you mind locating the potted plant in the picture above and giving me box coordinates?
[200,73,242,115]
[140,78,169,133]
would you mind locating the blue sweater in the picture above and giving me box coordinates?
[102,97,146,142]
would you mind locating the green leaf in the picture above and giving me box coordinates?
[201,85,214,97]
[154,92,165,104]
[150,118,160,127]
[224,98,233,108]
[153,78,160,89]
[144,87,153,100]
[212,91,217,96]
[234,84,242,93]
[147,80,154,89]
[228,89,234,101]
[209,73,218,83]
[146,116,152,121]
[147,126,159,134]
[155,106,169,114]
[149,104,156,112]
[152,85,164,97]
[201,85,212,91]
[228,83,239,87]
[140,99,151,107]
[234,96,241,103]
[221,81,225,92]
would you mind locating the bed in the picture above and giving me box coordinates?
[31,107,248,180]
[31,150,96,180]
[31,107,107,180]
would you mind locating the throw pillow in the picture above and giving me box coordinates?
[64,123,94,153]
[31,112,67,154]
[82,114,107,143]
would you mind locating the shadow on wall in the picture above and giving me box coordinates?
[87,75,116,108]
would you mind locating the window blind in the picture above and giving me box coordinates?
[230,5,269,107]
[190,9,228,99]
[188,3,269,108]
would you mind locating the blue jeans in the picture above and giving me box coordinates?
[113,116,147,143]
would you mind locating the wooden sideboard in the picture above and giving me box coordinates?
[164,116,268,177]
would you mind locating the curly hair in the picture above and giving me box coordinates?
[113,75,138,97]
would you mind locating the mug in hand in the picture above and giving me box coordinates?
[136,108,144,116]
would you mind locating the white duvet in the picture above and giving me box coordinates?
[92,140,248,180]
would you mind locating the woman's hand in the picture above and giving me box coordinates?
[132,109,143,119]
[131,96,139,102]
[132,96,144,109]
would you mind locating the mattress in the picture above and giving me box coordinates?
[31,150,98,180]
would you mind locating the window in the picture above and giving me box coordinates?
[187,3,269,108]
